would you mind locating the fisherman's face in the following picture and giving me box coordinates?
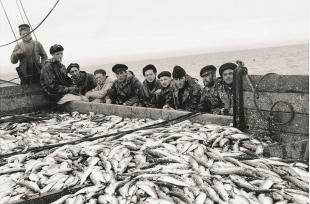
[116,70,127,82]
[20,30,31,41]
[202,71,216,86]
[52,51,63,63]
[144,70,156,83]
[70,67,80,79]
[159,76,171,88]
[127,71,134,78]
[174,77,186,89]
[222,69,234,85]
[95,73,105,85]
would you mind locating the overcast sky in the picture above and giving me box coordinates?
[0,0,308,72]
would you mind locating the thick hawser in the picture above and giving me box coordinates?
[0,112,308,204]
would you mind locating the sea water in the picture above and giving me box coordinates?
[0,44,308,85]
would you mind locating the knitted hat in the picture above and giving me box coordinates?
[50,44,64,54]
[142,64,157,76]
[67,63,80,73]
[18,24,30,33]
[172,66,186,79]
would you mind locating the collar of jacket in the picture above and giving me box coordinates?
[143,79,161,90]
[22,37,33,43]
[173,75,193,104]
[72,71,86,85]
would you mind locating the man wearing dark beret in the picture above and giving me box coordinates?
[67,63,96,97]
[141,64,162,108]
[171,65,202,112]
[216,62,237,115]
[40,44,79,102]
[107,64,143,106]
[11,24,47,85]
[154,71,175,109]
[198,65,222,113]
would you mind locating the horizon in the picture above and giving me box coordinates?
[0,43,308,80]
[0,0,308,72]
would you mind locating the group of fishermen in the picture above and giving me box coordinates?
[11,24,237,115]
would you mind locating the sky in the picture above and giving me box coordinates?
[0,0,308,75]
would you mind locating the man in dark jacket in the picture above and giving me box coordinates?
[67,63,96,96]
[40,44,78,102]
[198,65,222,114]
[107,64,143,106]
[172,66,202,112]
[141,64,162,107]
[216,62,237,115]
[11,24,47,85]
[155,71,175,109]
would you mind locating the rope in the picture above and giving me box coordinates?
[19,0,38,41]
[0,0,60,48]
[16,0,25,23]
[0,0,18,43]
[245,73,295,126]
[0,77,19,85]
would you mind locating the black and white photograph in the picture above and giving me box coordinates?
[0,0,309,203]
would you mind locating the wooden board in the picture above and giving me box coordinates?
[0,84,52,116]
[245,108,309,134]
[243,75,309,93]
[263,140,309,160]
[243,91,309,114]
[64,101,233,126]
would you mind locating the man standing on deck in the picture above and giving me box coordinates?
[67,63,97,97]
[216,62,237,115]
[154,71,175,110]
[85,69,114,103]
[141,64,162,107]
[11,24,47,85]
[40,44,79,102]
[198,65,222,114]
[106,64,143,106]
[172,66,202,112]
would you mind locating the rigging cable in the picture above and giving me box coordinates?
[16,0,25,24]
[0,0,60,48]
[19,0,37,40]
[0,0,18,43]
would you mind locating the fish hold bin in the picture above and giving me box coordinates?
[0,74,308,160]
[242,75,309,160]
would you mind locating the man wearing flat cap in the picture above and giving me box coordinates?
[67,63,96,97]
[154,71,175,109]
[40,44,79,102]
[141,64,162,108]
[11,24,47,85]
[106,64,143,106]
[216,62,237,115]
[198,65,223,113]
[171,65,202,112]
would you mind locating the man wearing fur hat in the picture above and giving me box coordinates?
[141,64,162,107]
[40,44,78,102]
[216,62,237,115]
[198,65,222,114]
[172,65,202,112]
[11,24,47,85]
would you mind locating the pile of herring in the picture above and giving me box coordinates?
[0,112,308,204]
